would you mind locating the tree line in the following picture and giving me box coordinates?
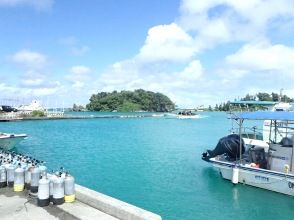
[210,92,293,112]
[85,89,175,112]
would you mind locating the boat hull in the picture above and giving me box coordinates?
[0,135,27,150]
[164,113,199,119]
[210,159,294,196]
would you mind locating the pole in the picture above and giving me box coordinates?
[239,119,243,163]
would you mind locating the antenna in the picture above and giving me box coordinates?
[279,88,284,102]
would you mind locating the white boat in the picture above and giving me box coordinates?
[17,100,45,113]
[202,111,294,196]
[0,132,27,150]
[164,111,199,119]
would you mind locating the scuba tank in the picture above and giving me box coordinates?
[49,172,57,203]
[52,173,65,205]
[14,163,25,192]
[6,163,16,187]
[30,166,40,193]
[24,164,32,190]
[0,165,7,188]
[37,176,50,207]
[39,164,47,178]
[64,172,75,203]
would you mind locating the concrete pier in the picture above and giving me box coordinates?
[0,185,162,220]
[0,114,156,122]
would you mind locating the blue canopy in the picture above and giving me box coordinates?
[231,111,294,121]
[230,101,277,106]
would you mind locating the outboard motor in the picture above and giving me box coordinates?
[0,165,7,188]
[64,172,75,203]
[202,134,245,161]
[30,166,40,193]
[37,176,50,207]
[14,163,25,192]
[52,174,65,205]
[6,164,16,187]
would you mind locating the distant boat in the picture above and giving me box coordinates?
[164,111,199,119]
[0,132,27,150]
[17,100,45,113]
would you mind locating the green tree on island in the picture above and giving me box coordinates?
[86,89,175,112]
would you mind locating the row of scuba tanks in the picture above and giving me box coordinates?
[0,150,75,207]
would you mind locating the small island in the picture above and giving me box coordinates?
[86,89,175,112]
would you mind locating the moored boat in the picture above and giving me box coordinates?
[0,132,27,150]
[202,111,294,196]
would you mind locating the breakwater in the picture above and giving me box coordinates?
[0,113,158,122]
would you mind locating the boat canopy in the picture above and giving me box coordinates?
[230,101,277,106]
[231,111,294,121]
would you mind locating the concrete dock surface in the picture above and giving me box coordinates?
[0,187,118,220]
[0,185,162,220]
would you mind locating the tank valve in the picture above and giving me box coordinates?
[284,164,289,174]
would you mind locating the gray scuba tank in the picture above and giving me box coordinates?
[52,174,65,205]
[49,174,57,202]
[37,176,50,207]
[14,164,25,192]
[6,164,16,187]
[39,165,47,178]
[24,165,32,190]
[64,173,75,203]
[30,166,40,193]
[0,165,7,188]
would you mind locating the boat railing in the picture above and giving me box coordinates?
[230,126,264,140]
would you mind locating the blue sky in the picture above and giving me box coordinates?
[1,0,294,108]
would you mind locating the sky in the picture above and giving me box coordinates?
[1,0,294,108]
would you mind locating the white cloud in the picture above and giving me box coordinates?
[70,65,91,75]
[11,50,47,69]
[72,81,85,89]
[66,65,92,89]
[0,0,54,10]
[21,78,44,87]
[179,0,294,51]
[225,42,294,76]
[137,23,195,62]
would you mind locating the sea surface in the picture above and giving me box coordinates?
[1,112,294,220]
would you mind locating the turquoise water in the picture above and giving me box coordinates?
[1,112,294,220]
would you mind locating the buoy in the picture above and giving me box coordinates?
[30,166,40,193]
[6,164,16,187]
[0,166,7,188]
[14,164,25,192]
[232,166,239,184]
[37,176,50,207]
[52,175,65,205]
[64,173,75,203]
